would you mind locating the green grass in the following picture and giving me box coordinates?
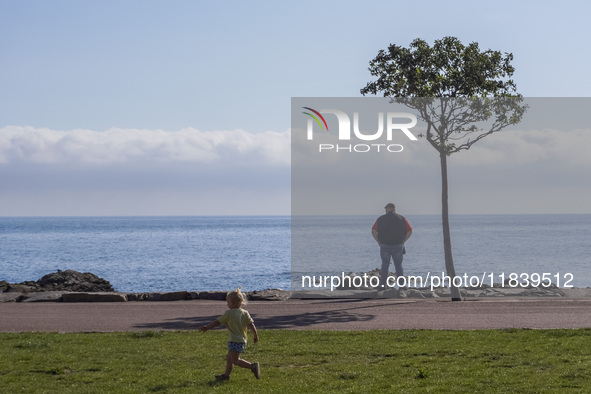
[1,328,591,393]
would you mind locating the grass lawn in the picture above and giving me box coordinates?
[1,328,590,393]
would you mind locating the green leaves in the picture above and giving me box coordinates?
[361,36,518,99]
[362,37,527,155]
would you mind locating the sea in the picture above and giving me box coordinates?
[1,215,590,292]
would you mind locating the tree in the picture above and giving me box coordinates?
[361,37,527,300]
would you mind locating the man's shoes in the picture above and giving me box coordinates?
[215,374,229,381]
[252,362,261,379]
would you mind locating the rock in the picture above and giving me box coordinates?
[5,283,38,293]
[144,291,189,301]
[62,292,127,302]
[247,289,292,301]
[481,288,504,297]
[198,291,228,301]
[433,287,451,297]
[160,291,190,301]
[36,270,114,292]
[561,287,591,298]
[126,293,149,301]
[374,288,398,298]
[406,289,426,299]
[0,292,23,302]
[144,293,164,301]
[2,270,114,294]
[20,291,64,302]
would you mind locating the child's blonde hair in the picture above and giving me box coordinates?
[227,287,246,307]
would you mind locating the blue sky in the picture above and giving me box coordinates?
[1,0,591,215]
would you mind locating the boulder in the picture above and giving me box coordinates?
[188,291,200,300]
[62,292,127,302]
[144,291,189,301]
[405,289,427,299]
[198,291,228,300]
[160,291,189,301]
[0,292,23,302]
[248,289,292,301]
[20,291,65,302]
[36,270,114,292]
[126,293,150,301]
[5,283,38,293]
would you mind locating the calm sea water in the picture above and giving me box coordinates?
[0,216,290,292]
[1,215,590,292]
[292,214,591,289]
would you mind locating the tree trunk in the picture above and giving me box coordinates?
[440,152,462,301]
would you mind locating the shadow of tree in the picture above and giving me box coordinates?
[133,300,379,331]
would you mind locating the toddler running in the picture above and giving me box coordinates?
[199,287,260,380]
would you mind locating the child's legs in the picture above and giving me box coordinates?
[224,351,234,376]
[223,342,253,376]
[227,350,252,369]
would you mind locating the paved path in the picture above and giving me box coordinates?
[2,298,591,332]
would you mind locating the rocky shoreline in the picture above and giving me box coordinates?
[0,270,291,302]
[0,289,292,303]
[2,270,591,303]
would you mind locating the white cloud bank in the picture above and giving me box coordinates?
[0,126,291,166]
[0,126,291,215]
[2,126,590,169]
[1,125,590,215]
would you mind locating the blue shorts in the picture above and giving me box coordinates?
[228,342,247,352]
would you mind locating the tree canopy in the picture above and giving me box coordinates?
[361,37,527,156]
[361,36,518,98]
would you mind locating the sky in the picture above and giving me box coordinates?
[1,0,591,216]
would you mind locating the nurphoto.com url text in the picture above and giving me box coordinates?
[301,272,574,292]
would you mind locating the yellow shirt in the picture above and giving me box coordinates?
[217,308,254,344]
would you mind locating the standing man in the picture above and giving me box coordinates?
[372,203,412,289]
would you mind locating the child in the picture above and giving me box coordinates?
[199,287,260,380]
